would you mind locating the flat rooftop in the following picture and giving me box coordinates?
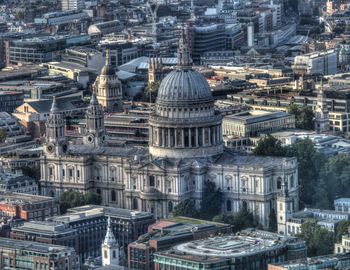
[12,221,76,235]
[0,191,54,205]
[161,229,301,260]
[224,110,291,124]
[52,205,153,223]
[0,237,73,254]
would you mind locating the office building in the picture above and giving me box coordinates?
[154,229,306,270]
[268,253,350,270]
[128,218,232,270]
[292,50,337,76]
[47,205,155,263]
[0,237,79,270]
[0,191,58,221]
[10,221,79,254]
[222,110,295,137]
[0,92,24,114]
[0,172,38,195]
[191,24,226,64]
[61,0,85,11]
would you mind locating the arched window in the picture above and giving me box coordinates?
[277,177,282,189]
[132,198,138,210]
[226,200,232,212]
[168,201,173,213]
[113,250,116,258]
[111,190,116,202]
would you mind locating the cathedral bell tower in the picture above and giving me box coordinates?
[93,49,123,112]
[277,180,293,235]
[102,216,120,267]
[148,56,164,85]
[83,92,107,146]
[44,97,68,156]
[315,81,330,134]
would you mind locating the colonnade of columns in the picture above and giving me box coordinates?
[150,125,222,148]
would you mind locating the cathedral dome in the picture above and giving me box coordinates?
[149,27,223,159]
[157,69,213,105]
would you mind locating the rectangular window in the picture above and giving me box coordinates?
[104,250,108,259]
[49,167,53,176]
[77,170,80,178]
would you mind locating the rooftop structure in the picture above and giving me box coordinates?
[223,110,295,138]
[0,237,79,270]
[154,229,306,270]
[0,171,37,195]
[128,218,232,270]
[268,253,350,270]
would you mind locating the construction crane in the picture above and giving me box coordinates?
[146,0,160,47]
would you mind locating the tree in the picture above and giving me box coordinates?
[287,104,314,130]
[286,138,326,207]
[173,199,198,218]
[253,135,286,156]
[200,180,223,220]
[60,191,102,214]
[212,204,255,232]
[297,220,334,256]
[0,129,7,143]
[335,220,350,243]
[315,155,350,209]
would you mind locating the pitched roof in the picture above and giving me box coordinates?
[26,97,87,113]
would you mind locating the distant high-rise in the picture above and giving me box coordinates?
[61,0,85,11]
[247,23,254,47]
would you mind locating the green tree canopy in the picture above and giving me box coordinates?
[287,104,314,130]
[0,129,7,143]
[200,180,223,220]
[314,155,350,209]
[253,137,326,208]
[335,220,350,243]
[286,138,326,207]
[60,190,102,214]
[297,220,334,256]
[212,203,255,232]
[173,199,198,218]
[253,135,287,156]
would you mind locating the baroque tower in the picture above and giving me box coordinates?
[315,81,330,133]
[83,92,107,146]
[44,97,68,156]
[102,217,119,267]
[148,56,164,85]
[277,179,293,235]
[93,49,123,112]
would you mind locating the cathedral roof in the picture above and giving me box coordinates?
[156,27,213,106]
[157,69,213,105]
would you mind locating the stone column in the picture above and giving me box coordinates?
[189,128,192,147]
[202,128,206,146]
[195,128,199,147]
[174,129,178,148]
[181,129,185,147]
[162,128,165,147]
[168,128,171,147]
[216,126,220,143]
[208,127,211,145]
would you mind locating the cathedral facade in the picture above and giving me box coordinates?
[40,31,299,228]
